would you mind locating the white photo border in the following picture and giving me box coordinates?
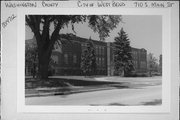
[17,8,171,113]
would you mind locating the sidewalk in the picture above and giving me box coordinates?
[26,85,162,106]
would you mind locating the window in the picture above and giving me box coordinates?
[140,61,146,69]
[102,58,105,67]
[51,55,58,64]
[98,46,100,55]
[96,45,99,55]
[102,46,104,55]
[134,51,138,59]
[73,54,77,64]
[95,45,98,54]
[96,57,99,66]
[100,47,103,55]
[81,43,86,52]
[64,54,68,64]
[99,57,102,67]
[133,60,138,69]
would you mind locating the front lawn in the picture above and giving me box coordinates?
[25,78,120,89]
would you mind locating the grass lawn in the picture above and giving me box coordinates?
[25,77,121,89]
[25,77,126,96]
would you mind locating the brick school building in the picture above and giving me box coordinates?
[25,35,147,76]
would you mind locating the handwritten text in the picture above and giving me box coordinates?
[77,0,126,8]
[134,2,175,8]
[5,2,37,8]
[42,1,59,7]
[1,14,16,29]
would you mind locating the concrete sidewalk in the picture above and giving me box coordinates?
[26,85,162,106]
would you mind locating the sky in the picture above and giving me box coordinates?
[26,15,162,60]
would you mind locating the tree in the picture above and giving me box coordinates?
[81,38,96,76]
[25,39,38,78]
[113,28,134,76]
[147,53,158,77]
[26,15,121,79]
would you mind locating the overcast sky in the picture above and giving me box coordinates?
[26,15,162,60]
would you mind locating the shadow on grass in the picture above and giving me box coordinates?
[25,78,125,89]
[108,103,128,106]
[102,99,162,106]
[25,78,135,97]
[90,103,128,106]
[91,99,162,106]
[141,99,162,105]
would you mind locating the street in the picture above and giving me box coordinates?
[26,85,161,105]
[26,76,162,106]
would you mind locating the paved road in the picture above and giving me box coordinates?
[26,85,161,105]
[26,76,162,105]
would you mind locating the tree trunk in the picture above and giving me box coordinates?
[38,54,50,79]
[37,42,52,79]
[39,64,48,79]
[33,19,60,79]
[32,63,36,78]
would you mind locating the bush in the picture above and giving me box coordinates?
[125,73,148,77]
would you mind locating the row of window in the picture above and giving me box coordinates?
[81,43,106,56]
[132,51,146,60]
[51,54,77,65]
[133,60,147,69]
[140,61,147,69]
[95,45,105,56]
[133,61,138,68]
[52,53,106,68]
[96,57,105,67]
[64,54,77,64]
